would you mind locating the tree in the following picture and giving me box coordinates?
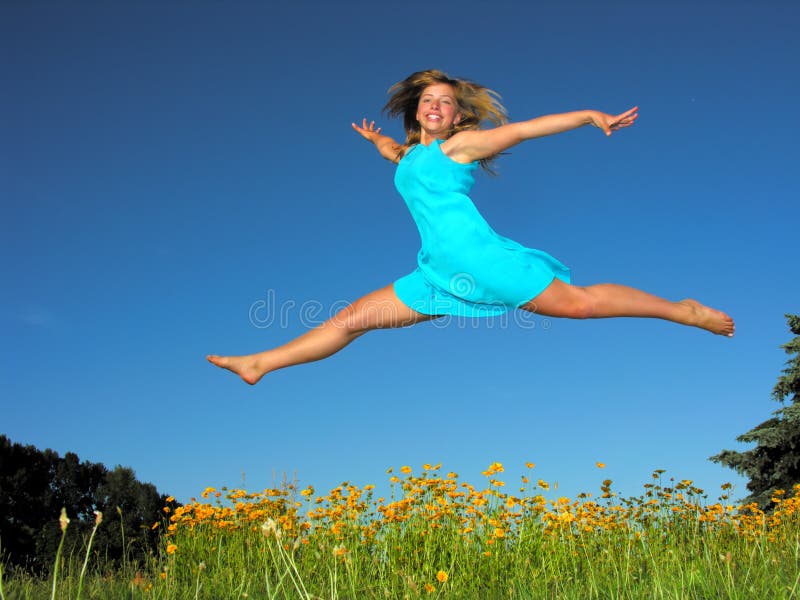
[711,314,800,510]
[0,436,175,572]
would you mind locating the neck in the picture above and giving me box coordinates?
[419,131,449,146]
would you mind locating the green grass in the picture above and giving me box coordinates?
[3,466,800,599]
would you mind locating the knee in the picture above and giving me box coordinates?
[564,289,596,319]
[332,305,365,335]
[333,302,391,335]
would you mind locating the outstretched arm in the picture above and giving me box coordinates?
[446,107,638,163]
[352,119,406,164]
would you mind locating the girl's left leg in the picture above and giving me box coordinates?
[520,278,735,336]
[207,284,438,385]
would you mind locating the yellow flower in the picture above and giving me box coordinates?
[596,462,606,469]
[423,463,433,470]
[401,466,412,474]
[436,570,448,583]
[525,462,535,469]
[166,544,178,555]
[494,528,505,538]
[165,496,175,503]
[59,508,70,532]
[300,487,314,497]
[481,462,504,476]
[424,583,435,594]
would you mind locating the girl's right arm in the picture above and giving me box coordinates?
[352,119,406,164]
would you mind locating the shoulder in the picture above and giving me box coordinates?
[438,131,482,165]
[395,144,417,163]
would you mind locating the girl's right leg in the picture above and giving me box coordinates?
[207,284,437,385]
[521,278,735,336]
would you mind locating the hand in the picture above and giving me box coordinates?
[590,107,639,136]
[351,118,384,143]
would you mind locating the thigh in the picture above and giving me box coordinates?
[518,278,588,318]
[336,284,440,331]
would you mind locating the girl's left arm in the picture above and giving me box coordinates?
[446,107,638,163]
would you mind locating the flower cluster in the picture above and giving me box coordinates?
[161,464,800,564]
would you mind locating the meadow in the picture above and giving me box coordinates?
[2,463,799,599]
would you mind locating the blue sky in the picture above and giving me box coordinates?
[2,1,797,505]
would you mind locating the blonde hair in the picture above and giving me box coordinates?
[383,69,508,172]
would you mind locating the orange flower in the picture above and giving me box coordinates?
[166,544,177,555]
[436,570,448,583]
[401,466,412,474]
[596,462,606,469]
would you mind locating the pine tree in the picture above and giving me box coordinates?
[711,314,800,510]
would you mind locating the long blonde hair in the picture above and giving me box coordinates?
[383,69,508,172]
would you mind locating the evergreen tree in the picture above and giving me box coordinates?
[711,314,800,510]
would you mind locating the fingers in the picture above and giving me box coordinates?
[606,107,639,134]
[351,118,382,135]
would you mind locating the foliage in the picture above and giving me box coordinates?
[2,463,800,598]
[0,435,175,574]
[711,314,800,510]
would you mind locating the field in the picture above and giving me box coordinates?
[3,463,800,599]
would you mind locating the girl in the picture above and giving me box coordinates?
[208,69,734,385]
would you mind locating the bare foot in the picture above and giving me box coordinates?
[678,299,735,337]
[207,354,267,385]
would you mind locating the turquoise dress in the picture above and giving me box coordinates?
[393,139,571,317]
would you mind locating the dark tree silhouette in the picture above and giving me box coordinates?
[0,436,177,572]
[711,314,800,510]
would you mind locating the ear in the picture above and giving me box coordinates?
[454,112,462,125]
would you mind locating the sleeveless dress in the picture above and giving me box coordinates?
[392,139,571,317]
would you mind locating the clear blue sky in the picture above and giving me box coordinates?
[2,1,797,505]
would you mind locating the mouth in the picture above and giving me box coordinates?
[426,114,442,122]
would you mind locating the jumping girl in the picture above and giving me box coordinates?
[208,69,734,385]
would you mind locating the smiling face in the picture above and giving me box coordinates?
[415,83,462,138]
